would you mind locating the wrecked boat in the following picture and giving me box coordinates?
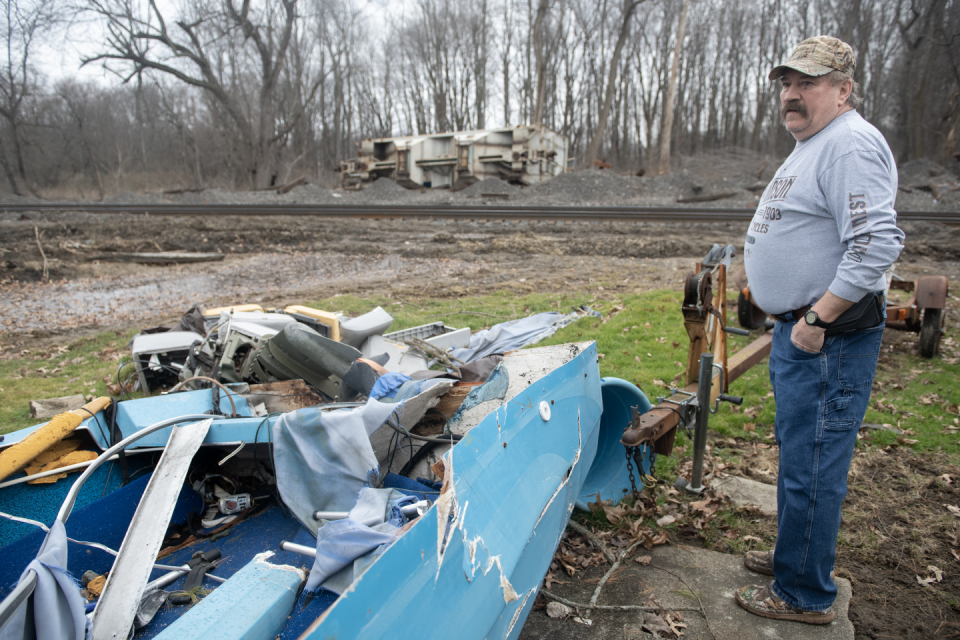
[0,338,652,639]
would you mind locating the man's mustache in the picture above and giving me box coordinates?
[781,100,809,122]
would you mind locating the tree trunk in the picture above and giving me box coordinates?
[532,0,550,125]
[584,0,644,167]
[658,0,690,175]
[0,133,20,195]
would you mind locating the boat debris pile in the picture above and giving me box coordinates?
[0,300,619,640]
[129,302,598,399]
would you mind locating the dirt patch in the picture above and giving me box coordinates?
[842,450,960,639]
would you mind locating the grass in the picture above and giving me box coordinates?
[0,329,137,436]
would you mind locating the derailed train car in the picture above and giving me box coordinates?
[339,124,568,190]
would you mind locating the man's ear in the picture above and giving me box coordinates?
[839,78,853,105]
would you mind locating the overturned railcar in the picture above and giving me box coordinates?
[339,125,568,190]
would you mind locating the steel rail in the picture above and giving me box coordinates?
[1,202,957,223]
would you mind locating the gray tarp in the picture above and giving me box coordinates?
[450,309,600,363]
[0,521,87,640]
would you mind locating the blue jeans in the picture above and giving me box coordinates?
[768,304,884,611]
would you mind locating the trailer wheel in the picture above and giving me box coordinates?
[918,308,944,358]
[737,290,767,330]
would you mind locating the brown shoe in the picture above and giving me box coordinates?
[735,584,836,624]
[744,550,774,576]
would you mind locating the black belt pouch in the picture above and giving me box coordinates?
[824,292,884,336]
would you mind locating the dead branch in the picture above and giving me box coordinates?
[276,177,308,194]
[404,337,464,374]
[651,563,718,640]
[34,226,47,281]
[676,192,738,203]
[565,520,616,564]
[540,589,701,613]
[587,539,645,611]
[756,156,768,180]
[427,310,515,319]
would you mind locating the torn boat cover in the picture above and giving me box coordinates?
[450,308,601,363]
[272,379,452,537]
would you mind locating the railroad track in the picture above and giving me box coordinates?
[1,202,957,224]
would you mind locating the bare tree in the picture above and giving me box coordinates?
[81,0,323,187]
[583,0,646,167]
[0,0,60,195]
[657,0,689,174]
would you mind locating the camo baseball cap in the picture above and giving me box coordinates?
[768,36,856,80]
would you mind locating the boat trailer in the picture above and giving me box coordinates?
[621,249,773,494]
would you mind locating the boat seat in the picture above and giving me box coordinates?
[154,552,305,640]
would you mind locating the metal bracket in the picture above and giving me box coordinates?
[656,388,697,435]
[709,363,725,413]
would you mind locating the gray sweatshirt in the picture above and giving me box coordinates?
[744,110,905,315]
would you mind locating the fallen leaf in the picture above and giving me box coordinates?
[634,555,652,565]
[546,602,572,619]
[656,515,676,527]
[913,573,931,588]
[652,379,668,388]
[928,566,944,581]
[742,535,763,543]
[950,549,959,562]
[603,504,629,525]
[940,474,953,485]
[743,422,756,432]
[641,612,673,637]
[588,492,612,514]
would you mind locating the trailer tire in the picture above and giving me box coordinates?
[737,290,767,330]
[918,308,944,358]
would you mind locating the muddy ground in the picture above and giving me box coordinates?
[1,180,959,638]
[1,211,958,338]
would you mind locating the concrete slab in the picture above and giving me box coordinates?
[519,543,854,640]
[712,475,777,516]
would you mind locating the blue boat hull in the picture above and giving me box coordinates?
[299,342,650,640]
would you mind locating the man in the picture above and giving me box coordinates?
[736,36,905,624]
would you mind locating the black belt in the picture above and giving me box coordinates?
[772,305,811,323]
[771,293,884,335]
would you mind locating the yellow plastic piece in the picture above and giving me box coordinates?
[0,396,111,483]
[28,438,82,467]
[284,305,341,342]
[202,304,265,318]
[28,450,99,484]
